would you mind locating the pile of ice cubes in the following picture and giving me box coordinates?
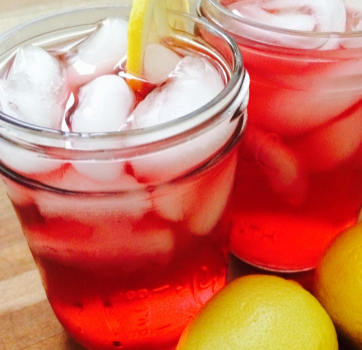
[0,17,240,186]
[228,0,362,48]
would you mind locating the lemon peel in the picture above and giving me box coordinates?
[314,222,362,349]
[126,0,189,91]
[177,275,338,350]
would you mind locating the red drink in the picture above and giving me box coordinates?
[5,151,236,350]
[0,5,249,350]
[200,0,362,271]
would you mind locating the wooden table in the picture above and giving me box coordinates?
[0,1,355,349]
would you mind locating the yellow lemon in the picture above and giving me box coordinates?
[177,275,338,350]
[126,0,189,90]
[314,222,362,349]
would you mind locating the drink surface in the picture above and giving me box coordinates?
[201,0,362,271]
[0,10,245,350]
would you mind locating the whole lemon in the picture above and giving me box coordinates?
[314,222,362,349]
[176,275,337,350]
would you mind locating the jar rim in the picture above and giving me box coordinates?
[0,5,246,152]
[198,0,362,38]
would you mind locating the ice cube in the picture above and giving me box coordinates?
[0,138,63,175]
[231,1,315,31]
[35,183,152,224]
[341,0,362,47]
[122,55,235,184]
[228,0,346,49]
[70,74,134,183]
[250,79,362,136]
[122,220,175,267]
[144,43,182,85]
[152,177,199,222]
[129,115,238,184]
[0,45,69,129]
[66,17,128,89]
[291,101,362,173]
[345,0,362,30]
[245,127,308,206]
[243,46,362,135]
[186,151,238,235]
[152,125,240,224]
[89,218,175,272]
[31,195,172,270]
[72,160,147,192]
[125,56,224,128]
[35,162,145,192]
[72,161,133,184]
[70,74,134,133]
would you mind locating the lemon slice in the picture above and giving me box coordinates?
[167,0,190,13]
[126,0,189,91]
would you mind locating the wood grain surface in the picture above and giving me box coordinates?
[0,1,356,350]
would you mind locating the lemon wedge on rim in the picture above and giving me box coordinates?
[126,0,189,91]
